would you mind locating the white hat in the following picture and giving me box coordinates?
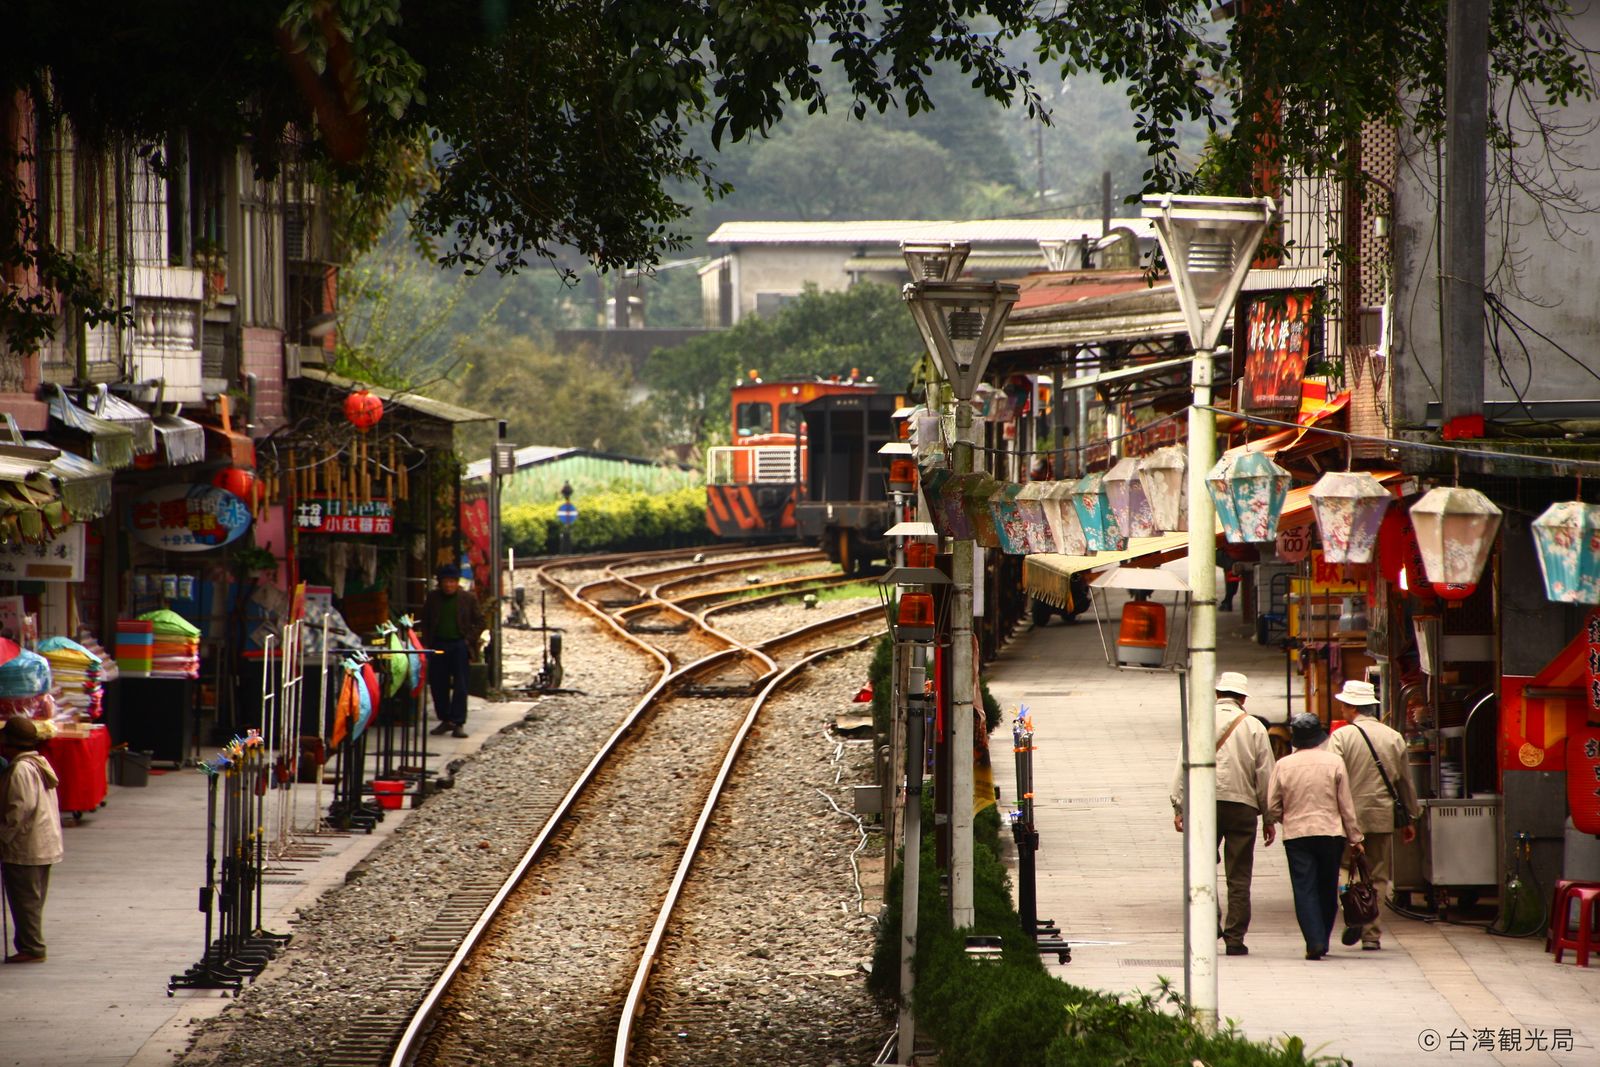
[1216,671,1250,697]
[1334,680,1381,707]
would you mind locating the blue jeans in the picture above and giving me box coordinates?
[1284,836,1345,954]
[427,639,470,725]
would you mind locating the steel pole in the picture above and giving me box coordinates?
[1184,346,1219,1032]
[950,399,976,928]
[896,652,926,1066]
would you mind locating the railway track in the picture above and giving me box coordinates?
[314,544,882,1067]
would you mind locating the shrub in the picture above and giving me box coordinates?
[499,486,715,556]
[870,798,1347,1067]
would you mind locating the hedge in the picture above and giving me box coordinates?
[500,486,716,556]
[870,799,1349,1067]
[868,635,1003,740]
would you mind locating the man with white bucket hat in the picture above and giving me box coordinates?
[1170,670,1276,956]
[1328,678,1422,949]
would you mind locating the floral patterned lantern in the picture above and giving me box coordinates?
[1138,446,1187,532]
[1073,472,1125,552]
[1531,501,1600,603]
[1208,451,1291,543]
[1309,471,1392,564]
[1042,481,1088,555]
[1014,482,1057,553]
[962,472,1003,549]
[933,470,976,541]
[1104,457,1157,538]
[1409,486,1502,585]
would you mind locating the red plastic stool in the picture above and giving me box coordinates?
[1548,880,1600,952]
[1551,886,1600,967]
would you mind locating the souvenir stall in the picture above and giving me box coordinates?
[265,371,491,812]
[0,426,120,813]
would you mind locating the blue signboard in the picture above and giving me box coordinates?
[557,502,578,526]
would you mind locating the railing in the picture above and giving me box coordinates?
[706,445,799,486]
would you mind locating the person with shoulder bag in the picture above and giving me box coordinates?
[1169,671,1277,957]
[1327,680,1422,950]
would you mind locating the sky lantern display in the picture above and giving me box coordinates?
[1308,471,1392,564]
[1409,486,1501,586]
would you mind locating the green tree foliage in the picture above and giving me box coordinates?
[643,283,920,445]
[445,332,659,458]
[6,1,1596,347]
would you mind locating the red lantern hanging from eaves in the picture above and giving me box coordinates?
[343,388,384,433]
[212,466,259,505]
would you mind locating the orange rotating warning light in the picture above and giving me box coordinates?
[895,591,936,642]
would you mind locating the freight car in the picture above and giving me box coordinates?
[704,377,877,539]
[793,391,907,573]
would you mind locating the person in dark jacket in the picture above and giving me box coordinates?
[420,564,484,737]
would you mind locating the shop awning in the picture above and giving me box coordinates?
[152,413,207,466]
[298,369,494,424]
[90,387,157,456]
[47,387,136,470]
[0,446,68,544]
[36,447,113,521]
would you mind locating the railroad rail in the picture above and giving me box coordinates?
[308,545,881,1067]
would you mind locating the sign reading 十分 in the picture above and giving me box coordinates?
[130,485,252,551]
[295,499,395,535]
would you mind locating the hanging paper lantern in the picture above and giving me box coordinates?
[1431,582,1477,601]
[1042,481,1087,555]
[211,466,259,505]
[1531,501,1600,603]
[1073,472,1125,552]
[343,388,385,432]
[1409,486,1502,585]
[1309,471,1393,564]
[1138,446,1187,532]
[1013,482,1056,554]
[1104,457,1157,539]
[1209,451,1291,543]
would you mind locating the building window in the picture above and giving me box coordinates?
[754,291,797,317]
[735,402,774,438]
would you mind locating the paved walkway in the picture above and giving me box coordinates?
[0,696,531,1067]
[987,592,1600,1067]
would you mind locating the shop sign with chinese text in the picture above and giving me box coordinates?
[0,523,86,581]
[1242,290,1317,411]
[130,485,252,551]
[295,499,394,535]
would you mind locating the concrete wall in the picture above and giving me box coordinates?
[1390,6,1600,429]
[725,246,857,323]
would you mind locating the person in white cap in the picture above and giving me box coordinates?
[1170,670,1276,956]
[1327,678,1421,950]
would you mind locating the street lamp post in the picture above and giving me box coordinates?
[1142,194,1275,1034]
[902,250,1019,928]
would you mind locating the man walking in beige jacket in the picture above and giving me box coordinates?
[1328,680,1421,950]
[1170,671,1277,956]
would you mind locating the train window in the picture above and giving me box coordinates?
[779,403,803,435]
[736,402,773,437]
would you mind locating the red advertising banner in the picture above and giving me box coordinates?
[459,481,491,583]
[1243,291,1316,410]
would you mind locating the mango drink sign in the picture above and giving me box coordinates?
[130,484,253,551]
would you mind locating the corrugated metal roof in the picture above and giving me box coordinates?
[708,217,1156,246]
[299,369,494,424]
[846,253,1045,272]
[463,446,576,480]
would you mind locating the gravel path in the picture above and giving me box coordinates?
[634,646,890,1067]
[176,565,890,1066]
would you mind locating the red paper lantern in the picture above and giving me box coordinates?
[212,466,259,504]
[1432,582,1477,601]
[344,388,384,432]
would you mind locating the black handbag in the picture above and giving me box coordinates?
[1341,853,1380,928]
[1354,722,1413,830]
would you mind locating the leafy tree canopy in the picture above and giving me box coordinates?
[642,282,920,446]
[5,0,1596,345]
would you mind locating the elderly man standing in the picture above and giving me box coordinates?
[1328,679,1421,950]
[1,717,64,964]
[1171,671,1277,957]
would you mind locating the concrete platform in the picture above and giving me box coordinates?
[0,696,531,1067]
[987,594,1600,1067]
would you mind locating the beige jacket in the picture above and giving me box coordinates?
[1266,745,1363,844]
[1,751,64,865]
[1329,715,1422,833]
[1169,697,1276,821]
